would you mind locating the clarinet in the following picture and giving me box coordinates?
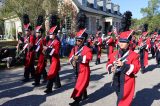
[110,50,128,86]
[139,40,147,50]
[111,51,119,86]
[43,39,55,57]
[72,46,83,77]
[35,38,42,52]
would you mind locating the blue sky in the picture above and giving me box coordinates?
[112,0,148,19]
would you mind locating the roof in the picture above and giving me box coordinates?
[73,0,122,19]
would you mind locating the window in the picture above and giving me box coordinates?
[66,16,71,30]
[96,19,100,29]
[82,0,87,6]
[86,17,89,30]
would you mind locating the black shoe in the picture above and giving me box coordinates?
[32,83,40,86]
[22,79,30,82]
[82,95,88,101]
[31,76,35,79]
[54,85,61,89]
[141,69,145,74]
[69,101,79,106]
[42,80,47,84]
[44,89,52,94]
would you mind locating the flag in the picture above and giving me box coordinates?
[113,26,118,36]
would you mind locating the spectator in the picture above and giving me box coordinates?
[60,33,67,57]
[67,34,75,56]
[57,30,61,40]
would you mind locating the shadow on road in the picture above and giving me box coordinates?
[91,67,103,72]
[90,72,107,81]
[2,95,46,106]
[132,83,160,106]
[81,82,114,105]
[145,64,157,73]
[0,86,33,99]
[0,80,25,91]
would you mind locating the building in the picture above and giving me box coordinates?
[64,0,122,34]
[3,0,122,40]
[4,16,22,40]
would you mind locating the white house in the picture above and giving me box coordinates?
[4,17,22,40]
[65,0,122,34]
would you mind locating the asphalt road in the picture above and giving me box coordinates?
[0,54,160,106]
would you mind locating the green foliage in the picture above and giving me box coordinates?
[0,20,4,35]
[141,0,160,17]
[132,0,160,32]
[0,0,59,25]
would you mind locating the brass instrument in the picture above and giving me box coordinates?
[110,51,129,86]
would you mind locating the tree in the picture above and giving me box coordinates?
[58,0,78,34]
[42,0,58,32]
[141,0,160,17]
[133,0,160,32]
[0,0,60,33]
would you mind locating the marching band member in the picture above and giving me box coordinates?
[155,36,160,66]
[32,15,47,86]
[87,34,94,49]
[138,31,151,73]
[150,32,157,58]
[129,34,137,51]
[94,26,102,65]
[69,12,92,106]
[106,31,115,58]
[43,15,61,94]
[22,14,35,82]
[106,30,140,106]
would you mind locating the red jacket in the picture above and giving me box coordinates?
[24,35,35,68]
[106,37,115,57]
[106,50,140,106]
[69,45,93,98]
[35,37,46,74]
[138,38,151,66]
[47,38,61,80]
[94,37,102,58]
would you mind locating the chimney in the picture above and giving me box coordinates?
[106,2,113,13]
[78,0,87,6]
[94,0,97,9]
[103,0,106,11]
[113,4,120,13]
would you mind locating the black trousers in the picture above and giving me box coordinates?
[35,68,47,84]
[73,89,88,102]
[151,47,155,57]
[24,64,35,79]
[46,72,61,90]
[140,50,145,70]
